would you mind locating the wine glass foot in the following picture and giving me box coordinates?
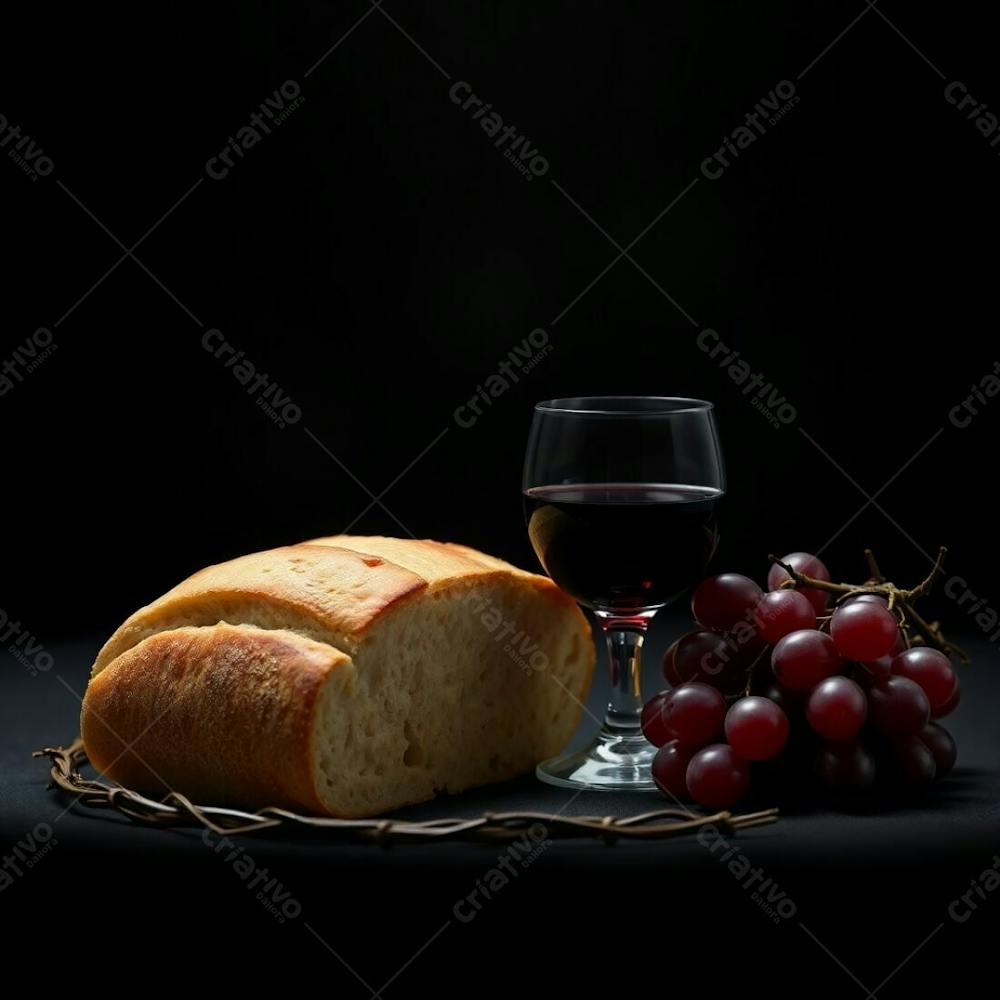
[536,729,659,791]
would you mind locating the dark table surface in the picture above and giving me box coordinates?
[4,620,998,994]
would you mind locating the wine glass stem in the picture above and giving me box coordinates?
[596,614,652,734]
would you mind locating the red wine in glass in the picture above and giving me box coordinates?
[524,483,722,612]
[523,397,725,790]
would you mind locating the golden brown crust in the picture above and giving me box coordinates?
[304,535,511,587]
[310,535,578,602]
[82,624,352,812]
[92,544,426,675]
[440,541,539,577]
[94,536,585,680]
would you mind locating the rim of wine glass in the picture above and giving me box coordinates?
[534,396,714,415]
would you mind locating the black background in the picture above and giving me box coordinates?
[3,2,1000,994]
[3,0,998,635]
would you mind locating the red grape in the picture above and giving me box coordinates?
[889,736,937,787]
[830,601,899,661]
[771,629,842,690]
[640,692,671,747]
[691,574,763,631]
[661,682,727,748]
[754,590,817,644]
[667,630,724,685]
[662,637,682,685]
[686,744,751,808]
[860,655,893,680]
[805,676,867,742]
[868,676,930,737]
[729,619,769,656]
[651,741,693,799]
[725,696,790,760]
[933,679,961,719]
[891,647,957,716]
[919,723,957,776]
[760,682,801,716]
[814,743,876,792]
[668,630,745,694]
[767,552,831,614]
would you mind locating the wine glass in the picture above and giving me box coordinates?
[523,397,725,790]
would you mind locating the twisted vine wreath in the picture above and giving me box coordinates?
[34,739,778,845]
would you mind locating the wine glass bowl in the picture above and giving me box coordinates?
[523,397,725,790]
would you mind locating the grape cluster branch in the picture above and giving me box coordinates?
[766,547,968,664]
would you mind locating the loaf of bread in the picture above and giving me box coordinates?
[81,536,594,817]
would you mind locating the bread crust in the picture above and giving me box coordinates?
[92,544,427,675]
[83,624,352,812]
[93,537,583,677]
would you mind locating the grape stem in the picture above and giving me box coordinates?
[903,546,948,602]
[864,548,883,583]
[766,547,969,664]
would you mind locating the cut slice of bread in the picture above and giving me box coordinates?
[82,536,594,817]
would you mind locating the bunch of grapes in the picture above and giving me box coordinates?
[643,551,961,810]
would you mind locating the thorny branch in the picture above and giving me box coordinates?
[34,739,778,844]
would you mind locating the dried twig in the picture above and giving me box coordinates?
[34,739,778,845]
[864,548,883,584]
